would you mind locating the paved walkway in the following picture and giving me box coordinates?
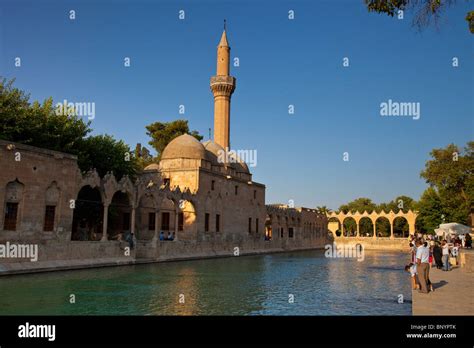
[412,265,474,315]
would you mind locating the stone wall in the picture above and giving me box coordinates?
[0,140,79,243]
[333,237,410,252]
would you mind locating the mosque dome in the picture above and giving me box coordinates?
[228,152,250,174]
[203,140,249,174]
[161,134,207,160]
[203,140,225,166]
[144,163,160,171]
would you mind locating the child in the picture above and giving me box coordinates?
[405,263,419,290]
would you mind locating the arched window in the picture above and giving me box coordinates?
[3,179,24,231]
[44,182,60,231]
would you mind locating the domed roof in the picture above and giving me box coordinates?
[161,134,207,160]
[228,152,250,174]
[203,140,249,174]
[203,140,225,166]
[144,163,160,171]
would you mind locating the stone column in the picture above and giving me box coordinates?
[101,203,109,241]
[373,222,377,239]
[174,210,179,241]
[153,211,160,240]
[131,207,137,246]
[356,222,360,238]
[390,222,394,239]
[131,207,136,234]
[408,222,415,236]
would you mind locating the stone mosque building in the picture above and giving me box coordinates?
[0,29,329,273]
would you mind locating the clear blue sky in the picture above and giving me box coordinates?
[1,0,473,209]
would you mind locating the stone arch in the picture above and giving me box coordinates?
[178,199,197,239]
[107,190,132,241]
[137,192,157,240]
[342,216,357,237]
[265,214,273,240]
[71,185,103,241]
[327,209,418,239]
[159,196,177,239]
[327,217,342,237]
[43,181,61,232]
[375,216,391,238]
[393,216,409,238]
[359,217,374,237]
[3,179,25,231]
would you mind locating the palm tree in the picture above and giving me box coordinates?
[316,206,332,215]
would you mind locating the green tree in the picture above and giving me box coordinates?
[134,143,154,169]
[145,120,203,161]
[420,142,473,226]
[415,187,445,233]
[0,78,91,153]
[316,206,332,214]
[0,78,136,178]
[365,0,472,33]
[77,135,137,180]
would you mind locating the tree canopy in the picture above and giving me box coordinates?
[0,78,137,179]
[365,0,473,33]
[335,142,473,234]
[419,141,473,227]
[145,120,203,161]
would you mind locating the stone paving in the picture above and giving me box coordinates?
[412,265,474,315]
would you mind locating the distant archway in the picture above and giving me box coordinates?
[342,217,357,237]
[71,185,103,241]
[328,217,341,237]
[108,191,132,241]
[359,217,374,237]
[375,217,390,238]
[179,199,197,239]
[393,216,409,238]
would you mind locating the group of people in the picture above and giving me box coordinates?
[159,231,175,241]
[404,232,471,294]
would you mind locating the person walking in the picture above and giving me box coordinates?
[416,239,430,293]
[465,233,472,249]
[433,242,443,269]
[441,240,451,271]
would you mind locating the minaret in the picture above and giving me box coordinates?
[210,22,236,150]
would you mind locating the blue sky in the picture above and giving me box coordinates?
[1,0,473,209]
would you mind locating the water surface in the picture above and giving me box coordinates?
[0,250,412,315]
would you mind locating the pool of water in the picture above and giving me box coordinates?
[0,250,412,315]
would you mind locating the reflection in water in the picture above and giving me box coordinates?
[0,250,411,315]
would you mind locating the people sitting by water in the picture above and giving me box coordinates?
[125,231,134,249]
[159,231,165,241]
[404,263,419,290]
[167,231,174,241]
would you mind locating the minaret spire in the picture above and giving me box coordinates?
[210,24,236,150]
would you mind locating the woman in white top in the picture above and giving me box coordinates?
[441,240,451,271]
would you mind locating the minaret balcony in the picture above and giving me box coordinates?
[210,76,236,94]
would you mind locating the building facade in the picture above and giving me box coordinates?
[0,29,329,274]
